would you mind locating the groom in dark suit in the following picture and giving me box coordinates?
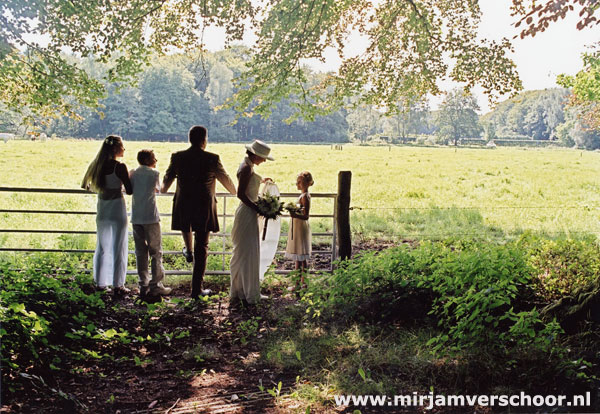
[162,125,236,298]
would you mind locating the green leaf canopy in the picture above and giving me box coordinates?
[1,0,567,122]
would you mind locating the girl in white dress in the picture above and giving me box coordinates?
[81,135,133,294]
[229,140,274,306]
[285,171,313,288]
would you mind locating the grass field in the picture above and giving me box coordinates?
[2,139,600,252]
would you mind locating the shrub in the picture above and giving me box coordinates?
[304,241,564,357]
[417,243,561,355]
[303,244,439,321]
[0,257,105,392]
[521,237,600,301]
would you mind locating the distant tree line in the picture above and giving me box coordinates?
[481,89,568,141]
[343,86,600,149]
[480,88,600,149]
[1,47,598,149]
[0,47,350,143]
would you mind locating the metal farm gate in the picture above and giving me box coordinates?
[0,174,351,276]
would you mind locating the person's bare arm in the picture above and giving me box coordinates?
[154,170,161,193]
[161,154,176,193]
[291,195,310,220]
[237,164,258,212]
[215,157,236,195]
[115,163,133,195]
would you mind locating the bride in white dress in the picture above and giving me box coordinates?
[229,140,274,305]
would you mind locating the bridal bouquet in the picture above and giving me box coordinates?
[284,202,302,215]
[256,194,284,240]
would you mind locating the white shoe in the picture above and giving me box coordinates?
[182,247,193,263]
[150,285,172,296]
[113,286,131,296]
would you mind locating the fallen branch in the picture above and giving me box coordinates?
[165,397,181,413]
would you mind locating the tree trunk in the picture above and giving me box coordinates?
[542,280,600,334]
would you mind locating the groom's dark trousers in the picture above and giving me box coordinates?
[191,230,210,298]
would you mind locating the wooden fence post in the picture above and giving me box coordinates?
[336,171,352,261]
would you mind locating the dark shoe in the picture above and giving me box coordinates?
[142,293,162,304]
[182,247,193,263]
[140,286,150,300]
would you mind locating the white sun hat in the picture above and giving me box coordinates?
[245,140,274,161]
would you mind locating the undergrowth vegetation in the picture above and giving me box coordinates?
[2,233,600,412]
[0,256,219,411]
[284,235,600,407]
[1,258,105,382]
[303,239,564,356]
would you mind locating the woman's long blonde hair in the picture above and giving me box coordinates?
[81,135,123,192]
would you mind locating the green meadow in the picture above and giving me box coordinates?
[1,139,600,252]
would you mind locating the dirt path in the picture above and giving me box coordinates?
[100,288,308,413]
[2,289,313,413]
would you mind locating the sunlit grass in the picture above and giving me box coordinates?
[2,140,600,249]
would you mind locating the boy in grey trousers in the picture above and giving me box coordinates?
[130,149,171,298]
